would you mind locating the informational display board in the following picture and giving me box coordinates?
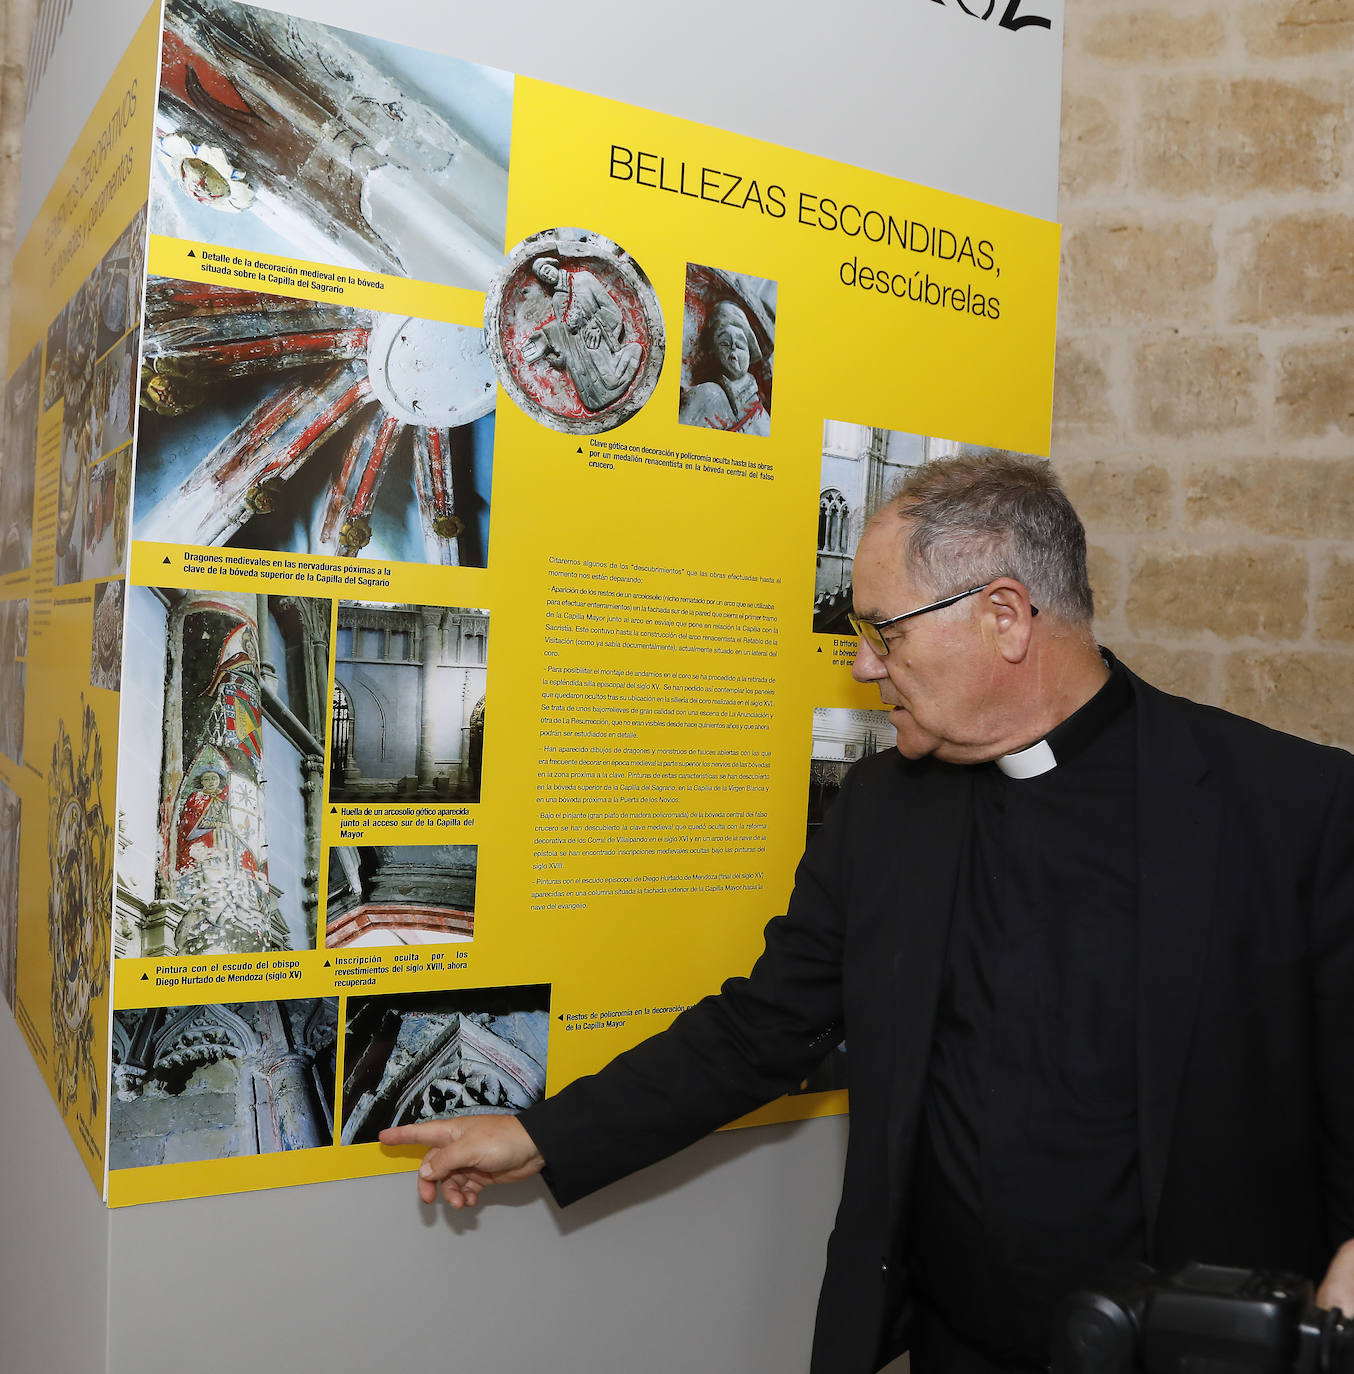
[2,0,1060,1206]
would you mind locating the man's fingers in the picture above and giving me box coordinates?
[379,1122,456,1149]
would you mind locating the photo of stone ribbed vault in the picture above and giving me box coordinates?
[115,586,330,958]
[110,997,338,1168]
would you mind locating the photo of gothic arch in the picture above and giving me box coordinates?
[341,984,548,1145]
[324,843,477,949]
[330,601,488,803]
[678,263,775,437]
[151,0,511,293]
[110,997,338,1168]
[807,706,897,848]
[114,586,330,958]
[2,339,40,575]
[0,778,19,1011]
[133,277,494,566]
[814,422,1044,633]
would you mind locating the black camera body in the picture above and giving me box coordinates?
[1052,1262,1354,1374]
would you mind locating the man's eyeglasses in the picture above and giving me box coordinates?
[848,583,1037,658]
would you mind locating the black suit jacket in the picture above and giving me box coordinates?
[521,671,1354,1373]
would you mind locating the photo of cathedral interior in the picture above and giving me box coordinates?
[324,843,477,949]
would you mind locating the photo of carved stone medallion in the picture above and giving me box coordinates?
[485,228,665,435]
[48,701,111,1120]
[679,263,776,437]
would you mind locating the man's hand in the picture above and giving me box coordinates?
[379,1114,545,1208]
[1318,1238,1354,1313]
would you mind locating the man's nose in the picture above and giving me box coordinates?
[851,637,885,683]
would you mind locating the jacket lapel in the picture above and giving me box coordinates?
[1132,676,1221,1252]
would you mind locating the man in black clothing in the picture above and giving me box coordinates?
[382,454,1354,1373]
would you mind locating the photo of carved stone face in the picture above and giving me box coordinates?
[83,453,122,583]
[0,597,27,767]
[325,843,477,949]
[1,339,40,576]
[678,263,776,438]
[114,586,330,959]
[151,0,511,293]
[109,997,339,1168]
[330,601,488,804]
[91,579,125,691]
[0,778,19,1012]
[486,227,666,435]
[133,276,494,566]
[341,984,549,1145]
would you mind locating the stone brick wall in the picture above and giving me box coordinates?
[0,1,1349,744]
[1058,0,1354,748]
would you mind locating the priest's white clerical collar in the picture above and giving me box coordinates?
[993,650,1131,779]
[995,739,1058,779]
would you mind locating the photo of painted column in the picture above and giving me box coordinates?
[133,277,495,566]
[330,602,488,803]
[324,844,476,949]
[341,984,549,1145]
[110,997,338,1168]
[115,587,329,958]
[151,0,512,292]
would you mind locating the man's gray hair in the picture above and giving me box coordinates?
[885,452,1094,625]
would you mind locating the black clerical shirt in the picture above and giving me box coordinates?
[908,659,1143,1370]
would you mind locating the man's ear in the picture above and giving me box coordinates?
[982,579,1036,664]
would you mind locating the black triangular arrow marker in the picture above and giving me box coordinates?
[324,959,331,967]
[557,1013,564,1020]
[187,249,195,257]
[817,645,823,653]
[329,806,337,814]
[140,972,149,980]
[162,556,171,564]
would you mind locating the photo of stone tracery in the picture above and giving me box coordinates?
[0,597,27,766]
[133,276,494,566]
[114,586,329,958]
[110,997,338,1168]
[330,601,488,803]
[151,0,512,293]
[2,340,40,575]
[325,843,477,949]
[0,778,20,1012]
[807,706,896,848]
[341,984,549,1145]
[678,263,776,437]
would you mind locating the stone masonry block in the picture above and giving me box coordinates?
[1222,651,1354,748]
[1233,213,1354,323]
[1114,641,1215,702]
[1277,336,1354,436]
[1057,456,1172,532]
[1133,335,1260,437]
[1053,335,1117,443]
[1184,457,1354,538]
[1138,78,1347,196]
[1315,555,1354,644]
[1242,0,1354,57]
[1088,543,1121,618]
[1128,543,1307,639]
[1060,218,1216,328]
[1082,9,1225,62]
[1060,89,1126,198]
